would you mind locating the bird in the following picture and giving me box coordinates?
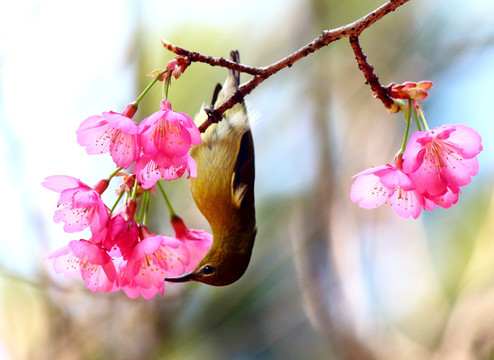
[165,50,257,286]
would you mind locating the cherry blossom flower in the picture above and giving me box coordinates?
[350,124,481,218]
[138,99,201,159]
[133,99,201,188]
[48,239,117,293]
[132,155,162,190]
[425,186,460,209]
[402,124,483,197]
[350,164,433,219]
[105,200,139,259]
[122,229,188,299]
[77,104,139,169]
[42,176,109,240]
[171,215,212,272]
[133,153,197,189]
[121,281,161,300]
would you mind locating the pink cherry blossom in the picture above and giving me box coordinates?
[138,99,201,159]
[122,283,162,300]
[157,153,197,181]
[77,104,139,169]
[105,200,139,258]
[48,239,117,293]
[402,124,483,197]
[42,176,109,239]
[133,153,197,189]
[171,215,212,272]
[425,186,460,209]
[350,164,433,219]
[132,155,162,190]
[122,232,188,299]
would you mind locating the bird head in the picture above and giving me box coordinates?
[165,236,255,286]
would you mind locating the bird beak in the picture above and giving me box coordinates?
[165,271,195,283]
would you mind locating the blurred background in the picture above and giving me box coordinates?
[1,0,494,359]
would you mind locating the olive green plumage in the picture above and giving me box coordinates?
[166,51,256,286]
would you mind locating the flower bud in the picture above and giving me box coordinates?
[94,179,110,194]
[122,103,138,118]
[386,99,406,113]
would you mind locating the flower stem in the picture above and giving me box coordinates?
[107,167,125,214]
[142,190,151,225]
[110,188,125,214]
[417,106,430,131]
[130,176,138,201]
[108,167,123,181]
[413,107,422,132]
[138,190,151,225]
[164,75,171,100]
[157,181,176,217]
[399,99,413,154]
[134,70,168,106]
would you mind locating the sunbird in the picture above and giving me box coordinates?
[166,51,257,286]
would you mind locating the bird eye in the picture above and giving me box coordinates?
[202,265,215,275]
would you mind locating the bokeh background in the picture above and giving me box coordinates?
[1,0,494,359]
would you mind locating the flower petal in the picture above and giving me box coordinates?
[443,124,483,159]
[103,112,139,134]
[387,188,424,219]
[350,172,391,209]
[42,175,81,193]
[76,115,114,155]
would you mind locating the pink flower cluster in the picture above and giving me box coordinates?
[351,80,482,219]
[350,124,482,219]
[43,92,212,299]
[43,175,212,299]
[77,99,201,189]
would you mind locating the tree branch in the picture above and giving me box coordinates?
[162,0,412,131]
[349,36,395,109]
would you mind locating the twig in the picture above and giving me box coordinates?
[162,0,411,131]
[349,36,395,109]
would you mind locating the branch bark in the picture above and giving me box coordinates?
[349,36,395,109]
[162,0,412,131]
